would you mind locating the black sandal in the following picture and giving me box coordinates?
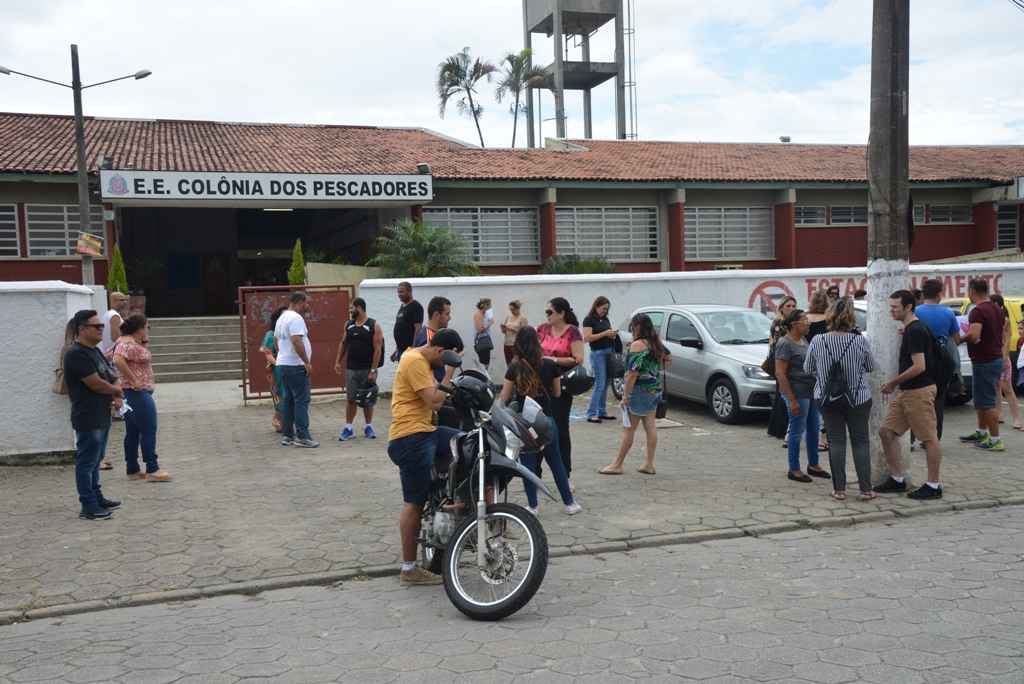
[807,467,831,479]
[788,472,813,483]
[586,417,602,424]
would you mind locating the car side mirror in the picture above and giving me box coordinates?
[678,338,703,350]
[442,350,463,367]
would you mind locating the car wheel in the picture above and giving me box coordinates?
[612,377,624,401]
[707,377,742,424]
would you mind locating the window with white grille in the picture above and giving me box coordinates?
[25,204,104,257]
[422,207,539,264]
[914,204,925,224]
[684,207,774,261]
[997,205,1019,250]
[829,206,868,225]
[555,207,659,261]
[927,204,972,224]
[0,205,18,257]
[794,206,826,226]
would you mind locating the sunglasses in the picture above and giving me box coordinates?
[545,309,555,317]
[83,323,105,330]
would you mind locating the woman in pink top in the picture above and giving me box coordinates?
[537,297,584,483]
[109,314,170,482]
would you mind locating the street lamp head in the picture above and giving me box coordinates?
[133,70,152,80]
[0,66,11,76]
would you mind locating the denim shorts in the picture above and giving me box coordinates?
[627,389,661,417]
[387,431,436,505]
[972,359,1003,410]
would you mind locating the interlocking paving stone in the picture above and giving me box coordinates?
[2,510,1023,679]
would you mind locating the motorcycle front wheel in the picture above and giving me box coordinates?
[442,503,548,621]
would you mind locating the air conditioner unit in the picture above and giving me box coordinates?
[713,264,744,270]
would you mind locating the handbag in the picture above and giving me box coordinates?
[607,352,625,379]
[474,330,494,353]
[761,344,776,379]
[655,363,668,419]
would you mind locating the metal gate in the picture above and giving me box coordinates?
[997,204,1020,251]
[239,284,354,401]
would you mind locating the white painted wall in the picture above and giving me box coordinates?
[0,281,95,462]
[359,262,1024,390]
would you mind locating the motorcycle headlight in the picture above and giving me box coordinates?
[502,426,523,459]
[743,364,771,380]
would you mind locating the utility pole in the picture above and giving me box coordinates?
[70,45,95,285]
[866,0,911,481]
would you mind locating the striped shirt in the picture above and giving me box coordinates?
[804,332,875,406]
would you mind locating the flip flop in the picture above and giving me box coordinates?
[99,461,113,471]
[859,491,878,501]
[598,467,624,475]
[830,491,847,501]
[1014,425,1024,431]
[637,467,656,475]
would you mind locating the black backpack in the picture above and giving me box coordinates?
[821,335,859,410]
[929,329,956,388]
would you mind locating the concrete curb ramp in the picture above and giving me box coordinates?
[2,496,1020,627]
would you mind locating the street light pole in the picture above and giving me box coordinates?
[0,48,150,287]
[70,44,95,285]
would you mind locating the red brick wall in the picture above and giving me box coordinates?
[910,225,976,262]
[1,259,109,284]
[683,260,777,271]
[774,203,796,268]
[478,265,541,276]
[795,227,867,267]
[616,262,661,273]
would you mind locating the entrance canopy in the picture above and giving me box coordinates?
[100,170,433,208]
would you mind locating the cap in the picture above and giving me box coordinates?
[430,328,464,352]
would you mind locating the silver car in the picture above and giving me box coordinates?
[616,305,776,424]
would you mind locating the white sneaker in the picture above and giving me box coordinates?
[526,506,539,516]
[564,502,582,515]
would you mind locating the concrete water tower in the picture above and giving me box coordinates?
[522,0,636,145]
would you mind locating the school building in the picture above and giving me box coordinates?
[1,111,1022,317]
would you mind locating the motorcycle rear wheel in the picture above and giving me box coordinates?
[442,503,548,621]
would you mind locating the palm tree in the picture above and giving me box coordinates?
[495,48,547,148]
[368,218,479,278]
[437,47,497,148]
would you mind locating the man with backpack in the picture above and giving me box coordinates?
[874,289,944,500]
[334,297,384,441]
[913,278,961,440]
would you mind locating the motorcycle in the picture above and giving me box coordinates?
[421,351,556,621]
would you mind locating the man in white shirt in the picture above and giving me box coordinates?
[100,292,130,355]
[275,291,318,448]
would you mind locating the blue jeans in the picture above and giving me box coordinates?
[521,417,574,508]
[387,427,458,505]
[75,427,110,511]
[279,365,311,440]
[124,389,159,474]
[782,396,820,471]
[586,348,613,418]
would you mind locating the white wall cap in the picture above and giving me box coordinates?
[0,280,96,295]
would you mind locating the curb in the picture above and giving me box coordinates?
[0,497,1016,627]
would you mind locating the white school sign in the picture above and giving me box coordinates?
[100,170,433,203]
[359,262,1024,391]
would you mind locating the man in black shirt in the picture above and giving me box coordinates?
[875,290,944,500]
[392,281,423,361]
[63,310,124,519]
[334,297,384,440]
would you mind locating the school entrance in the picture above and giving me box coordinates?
[102,169,432,317]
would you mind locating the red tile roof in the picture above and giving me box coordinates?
[1,112,1023,185]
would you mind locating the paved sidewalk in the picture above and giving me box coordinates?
[2,506,1022,683]
[3,382,1024,619]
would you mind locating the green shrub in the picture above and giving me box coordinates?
[368,218,479,277]
[287,239,306,285]
[107,244,129,293]
[541,255,617,274]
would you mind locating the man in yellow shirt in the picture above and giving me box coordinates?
[388,328,463,585]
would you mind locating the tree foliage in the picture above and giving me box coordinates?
[369,218,479,278]
[495,49,547,148]
[541,255,617,275]
[106,244,129,293]
[437,47,497,148]
[287,239,306,285]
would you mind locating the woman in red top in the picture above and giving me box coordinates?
[109,315,171,482]
[537,297,584,483]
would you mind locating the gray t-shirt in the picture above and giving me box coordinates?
[775,336,815,399]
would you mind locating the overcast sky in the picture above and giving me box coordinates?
[2,0,1022,148]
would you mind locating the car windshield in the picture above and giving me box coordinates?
[695,310,772,345]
